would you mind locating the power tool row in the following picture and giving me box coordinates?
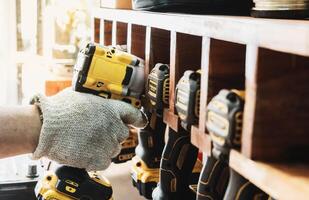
[34,43,272,200]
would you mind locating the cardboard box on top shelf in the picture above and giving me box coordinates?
[100,0,132,9]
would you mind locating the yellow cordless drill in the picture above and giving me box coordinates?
[36,166,113,200]
[72,43,144,163]
[35,43,145,200]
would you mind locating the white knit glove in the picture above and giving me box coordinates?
[32,88,147,171]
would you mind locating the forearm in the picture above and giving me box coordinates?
[0,105,41,158]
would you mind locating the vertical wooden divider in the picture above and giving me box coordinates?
[164,31,179,131]
[169,31,177,114]
[94,18,100,43]
[199,37,211,135]
[112,21,117,46]
[242,44,259,159]
[127,23,132,54]
[145,26,151,82]
[191,36,212,155]
[99,19,104,45]
[104,20,112,46]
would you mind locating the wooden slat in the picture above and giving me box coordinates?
[104,20,112,46]
[242,44,259,159]
[230,150,309,200]
[163,109,180,131]
[112,20,117,46]
[127,23,132,54]
[191,125,212,155]
[198,36,210,134]
[94,18,100,43]
[191,36,212,154]
[169,31,177,114]
[99,18,105,45]
[94,8,309,57]
[145,26,151,83]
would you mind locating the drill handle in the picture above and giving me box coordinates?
[223,168,269,200]
[197,156,229,200]
[152,127,198,200]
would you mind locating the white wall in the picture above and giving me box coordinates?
[0,0,17,105]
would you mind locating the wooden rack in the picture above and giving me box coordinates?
[92,8,309,200]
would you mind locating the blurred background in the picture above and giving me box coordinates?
[0,2,143,199]
[0,0,99,195]
[0,0,99,105]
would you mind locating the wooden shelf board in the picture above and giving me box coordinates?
[163,109,180,131]
[230,150,309,200]
[191,125,212,156]
[94,8,309,57]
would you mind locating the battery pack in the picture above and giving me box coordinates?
[0,180,37,200]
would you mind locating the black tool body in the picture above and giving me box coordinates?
[153,70,201,200]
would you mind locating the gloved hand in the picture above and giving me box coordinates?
[31,88,147,171]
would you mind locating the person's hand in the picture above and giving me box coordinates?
[31,88,147,171]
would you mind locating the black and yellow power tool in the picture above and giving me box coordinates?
[35,166,113,200]
[35,43,145,200]
[72,42,144,108]
[72,42,145,163]
[147,63,170,115]
[152,70,202,200]
[131,63,169,199]
[197,89,269,200]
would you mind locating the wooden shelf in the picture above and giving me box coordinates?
[93,8,309,161]
[191,125,212,156]
[93,8,309,197]
[230,150,309,200]
[94,8,309,57]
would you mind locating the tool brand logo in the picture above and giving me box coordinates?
[97,82,104,87]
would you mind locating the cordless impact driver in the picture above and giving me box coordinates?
[131,63,170,199]
[197,89,269,200]
[35,43,145,200]
[72,43,145,163]
[152,70,202,200]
